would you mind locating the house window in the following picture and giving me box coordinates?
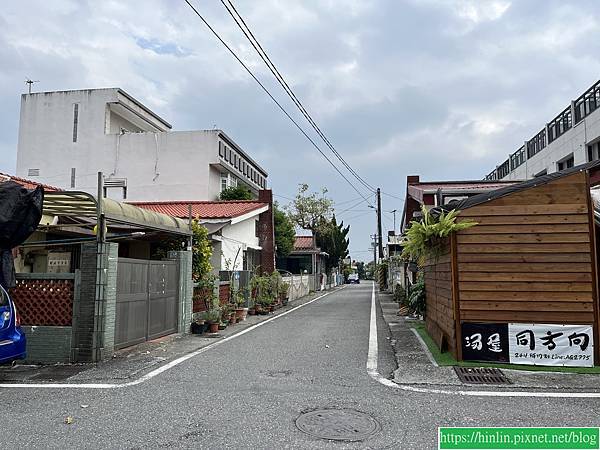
[72,103,79,143]
[557,154,574,171]
[70,168,76,188]
[588,144,600,162]
[28,168,40,177]
[255,219,259,237]
[221,174,228,192]
[219,142,224,157]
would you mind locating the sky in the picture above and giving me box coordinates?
[1,0,600,261]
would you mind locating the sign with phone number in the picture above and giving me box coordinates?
[461,323,594,367]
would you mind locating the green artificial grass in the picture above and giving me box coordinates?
[409,321,600,374]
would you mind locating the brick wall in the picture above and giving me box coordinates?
[168,250,193,334]
[219,282,231,305]
[258,189,275,274]
[71,242,118,363]
[22,326,72,364]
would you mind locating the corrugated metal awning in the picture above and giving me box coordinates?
[43,191,191,236]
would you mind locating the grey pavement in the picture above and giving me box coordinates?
[2,284,600,449]
[380,292,600,391]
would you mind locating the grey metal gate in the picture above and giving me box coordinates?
[115,258,179,350]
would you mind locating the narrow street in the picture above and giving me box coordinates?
[1,283,599,449]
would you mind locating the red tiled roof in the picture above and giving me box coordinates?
[0,173,61,191]
[130,200,268,219]
[294,235,317,251]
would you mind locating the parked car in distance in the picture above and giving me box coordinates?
[347,274,360,284]
[0,285,26,364]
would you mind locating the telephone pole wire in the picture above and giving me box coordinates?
[377,188,383,259]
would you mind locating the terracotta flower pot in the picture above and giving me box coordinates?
[209,322,219,333]
[235,308,245,320]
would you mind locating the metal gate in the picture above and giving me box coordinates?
[115,258,179,350]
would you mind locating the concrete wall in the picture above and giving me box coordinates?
[282,275,310,301]
[16,89,267,202]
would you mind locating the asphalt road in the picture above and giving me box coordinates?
[2,283,600,449]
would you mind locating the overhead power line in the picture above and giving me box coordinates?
[219,0,376,195]
[381,191,405,201]
[183,0,373,204]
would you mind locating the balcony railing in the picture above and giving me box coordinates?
[547,106,572,143]
[574,80,600,123]
[510,146,526,171]
[485,78,600,180]
[527,128,546,159]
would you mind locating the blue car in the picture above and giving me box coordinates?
[0,285,26,364]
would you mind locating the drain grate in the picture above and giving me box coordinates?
[454,367,511,385]
[295,408,381,442]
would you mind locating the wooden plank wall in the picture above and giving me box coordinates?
[423,241,457,356]
[455,171,597,326]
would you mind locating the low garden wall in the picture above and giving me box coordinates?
[10,272,78,363]
[282,275,309,302]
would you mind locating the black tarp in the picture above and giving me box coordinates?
[433,159,600,216]
[0,181,44,288]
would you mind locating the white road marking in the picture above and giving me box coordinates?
[367,281,600,398]
[0,288,342,390]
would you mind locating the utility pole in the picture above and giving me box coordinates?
[377,188,383,259]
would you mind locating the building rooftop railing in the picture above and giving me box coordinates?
[485,78,600,180]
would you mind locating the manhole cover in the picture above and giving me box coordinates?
[454,367,511,385]
[295,408,381,442]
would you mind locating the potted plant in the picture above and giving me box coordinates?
[190,317,205,334]
[205,307,222,333]
[234,288,248,321]
[279,281,290,306]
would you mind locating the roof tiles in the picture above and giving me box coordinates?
[130,200,268,219]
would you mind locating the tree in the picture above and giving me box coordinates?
[285,184,334,233]
[273,203,295,259]
[356,261,366,279]
[219,185,254,200]
[152,220,213,284]
[315,215,350,275]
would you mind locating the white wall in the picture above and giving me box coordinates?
[17,89,117,187]
[218,217,260,271]
[16,89,267,202]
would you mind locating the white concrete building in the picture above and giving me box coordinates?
[16,88,268,201]
[485,79,600,180]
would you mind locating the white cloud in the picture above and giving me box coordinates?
[0,0,599,255]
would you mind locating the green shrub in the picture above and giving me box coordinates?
[393,287,408,306]
[402,206,476,263]
[408,276,426,317]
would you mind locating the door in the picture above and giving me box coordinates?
[115,258,179,350]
